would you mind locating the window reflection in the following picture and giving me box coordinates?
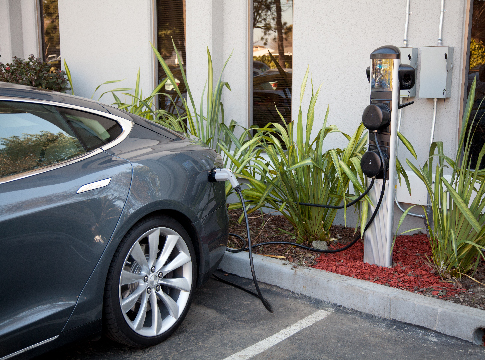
[40,0,61,70]
[0,106,84,179]
[156,0,186,116]
[253,0,293,128]
[467,0,485,169]
[0,102,122,179]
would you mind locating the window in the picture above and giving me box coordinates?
[252,0,293,128]
[39,0,61,69]
[156,0,186,115]
[0,102,122,179]
[467,0,485,169]
[61,108,122,151]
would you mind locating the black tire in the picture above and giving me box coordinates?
[103,216,197,347]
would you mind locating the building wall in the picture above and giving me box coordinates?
[0,0,471,210]
[293,1,468,206]
[58,0,155,101]
[186,0,249,135]
[186,0,470,206]
[0,0,40,62]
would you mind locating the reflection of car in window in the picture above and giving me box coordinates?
[253,69,292,128]
[253,61,270,76]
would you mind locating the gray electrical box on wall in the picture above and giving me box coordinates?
[418,46,454,98]
[399,47,418,98]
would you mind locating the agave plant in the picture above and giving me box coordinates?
[218,125,267,196]
[221,68,371,243]
[407,78,485,277]
[152,42,237,152]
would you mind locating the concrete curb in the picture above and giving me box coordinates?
[219,251,485,345]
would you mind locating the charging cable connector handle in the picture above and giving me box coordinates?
[208,168,240,189]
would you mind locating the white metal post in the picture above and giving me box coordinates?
[363,54,400,268]
[385,58,401,267]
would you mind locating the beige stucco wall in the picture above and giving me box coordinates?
[0,0,471,208]
[58,0,155,102]
[292,0,469,205]
[186,0,250,136]
[0,0,40,62]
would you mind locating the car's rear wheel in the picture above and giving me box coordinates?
[104,216,196,347]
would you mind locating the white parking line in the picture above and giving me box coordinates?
[223,309,331,360]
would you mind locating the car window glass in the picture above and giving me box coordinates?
[0,101,85,179]
[60,108,122,151]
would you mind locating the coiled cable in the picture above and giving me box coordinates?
[216,132,386,311]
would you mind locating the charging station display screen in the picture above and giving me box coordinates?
[371,59,393,91]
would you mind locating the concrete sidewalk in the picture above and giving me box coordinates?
[219,251,485,346]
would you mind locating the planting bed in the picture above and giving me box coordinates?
[228,209,485,310]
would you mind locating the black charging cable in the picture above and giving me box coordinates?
[267,177,374,209]
[214,133,386,312]
[298,177,374,209]
[228,132,386,255]
[213,185,273,313]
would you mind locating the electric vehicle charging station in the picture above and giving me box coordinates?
[210,46,415,311]
[361,46,415,267]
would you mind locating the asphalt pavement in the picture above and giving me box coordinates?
[38,272,485,360]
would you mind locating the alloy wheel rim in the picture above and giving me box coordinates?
[118,226,192,337]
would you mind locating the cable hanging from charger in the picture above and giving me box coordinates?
[298,177,374,209]
[228,132,387,255]
[209,133,386,312]
[208,168,273,312]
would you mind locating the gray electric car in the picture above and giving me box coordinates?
[0,82,229,358]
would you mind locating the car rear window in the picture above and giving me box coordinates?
[60,107,122,151]
[0,101,122,180]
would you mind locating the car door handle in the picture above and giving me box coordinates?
[77,178,111,194]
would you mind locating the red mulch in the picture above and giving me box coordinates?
[313,234,465,298]
[228,209,484,309]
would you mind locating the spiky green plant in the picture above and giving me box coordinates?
[407,78,485,277]
[152,42,237,152]
[96,69,188,132]
[64,59,187,132]
[221,68,370,243]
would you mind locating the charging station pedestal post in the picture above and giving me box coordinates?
[361,46,401,267]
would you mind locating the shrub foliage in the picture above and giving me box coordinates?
[0,55,69,92]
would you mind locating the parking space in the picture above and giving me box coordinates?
[40,272,485,360]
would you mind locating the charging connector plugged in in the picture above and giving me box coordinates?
[208,168,240,189]
[208,157,385,314]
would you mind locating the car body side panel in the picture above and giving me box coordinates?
[196,202,229,284]
[0,84,229,357]
[0,153,131,357]
[62,125,229,332]
[107,125,228,265]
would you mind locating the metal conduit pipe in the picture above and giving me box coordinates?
[430,97,438,146]
[403,0,411,47]
[438,0,445,46]
[426,1,446,231]
[395,0,425,219]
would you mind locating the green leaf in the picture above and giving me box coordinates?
[442,177,482,232]
[63,59,74,95]
[397,131,417,159]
